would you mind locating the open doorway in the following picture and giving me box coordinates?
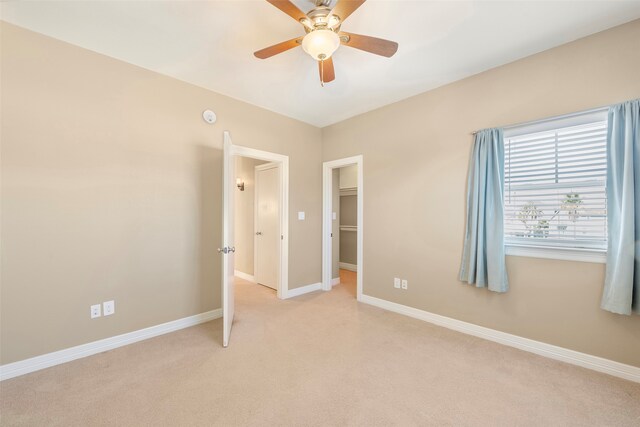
[322,156,363,300]
[332,165,358,297]
[229,144,289,301]
[234,157,282,295]
[222,134,289,346]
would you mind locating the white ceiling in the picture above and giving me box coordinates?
[2,1,640,127]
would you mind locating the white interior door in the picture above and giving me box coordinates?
[222,132,235,347]
[254,164,280,289]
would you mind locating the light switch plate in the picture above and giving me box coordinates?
[298,211,305,220]
[394,278,401,289]
[332,212,337,220]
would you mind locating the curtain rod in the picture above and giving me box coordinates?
[470,105,609,135]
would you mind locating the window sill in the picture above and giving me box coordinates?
[505,244,606,264]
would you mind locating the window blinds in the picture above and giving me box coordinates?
[504,120,607,250]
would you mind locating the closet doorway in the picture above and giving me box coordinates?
[322,156,363,300]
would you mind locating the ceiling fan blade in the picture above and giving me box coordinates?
[340,32,398,57]
[330,0,366,23]
[318,57,336,83]
[266,0,308,23]
[254,37,303,59]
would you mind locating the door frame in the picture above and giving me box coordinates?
[322,155,363,301]
[254,162,281,290]
[228,139,289,300]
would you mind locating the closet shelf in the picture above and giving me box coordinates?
[339,187,357,196]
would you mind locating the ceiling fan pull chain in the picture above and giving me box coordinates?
[320,56,325,87]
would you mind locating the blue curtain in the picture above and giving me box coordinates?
[459,128,509,292]
[602,99,640,315]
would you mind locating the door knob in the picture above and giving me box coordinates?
[217,247,228,254]
[229,247,236,253]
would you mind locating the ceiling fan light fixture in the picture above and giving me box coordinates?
[301,29,340,60]
[256,0,397,85]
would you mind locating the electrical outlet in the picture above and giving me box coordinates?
[401,279,408,290]
[394,278,401,289]
[90,304,101,319]
[298,211,305,220]
[103,300,115,316]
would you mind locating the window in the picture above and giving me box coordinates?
[503,110,608,262]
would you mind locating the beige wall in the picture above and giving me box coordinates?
[234,157,267,276]
[338,166,358,266]
[339,164,357,189]
[339,194,357,265]
[339,230,357,266]
[0,22,322,364]
[322,20,640,367]
[340,194,357,227]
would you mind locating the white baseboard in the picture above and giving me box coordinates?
[0,309,222,381]
[332,277,340,286]
[360,294,640,383]
[234,270,255,282]
[285,282,322,299]
[339,262,357,272]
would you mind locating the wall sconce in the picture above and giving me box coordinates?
[236,178,245,191]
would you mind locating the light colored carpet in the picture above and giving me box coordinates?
[1,274,639,426]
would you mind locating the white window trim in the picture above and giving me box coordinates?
[503,107,609,263]
[503,108,608,138]
[505,244,606,264]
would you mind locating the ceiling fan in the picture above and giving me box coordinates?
[254,0,398,86]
